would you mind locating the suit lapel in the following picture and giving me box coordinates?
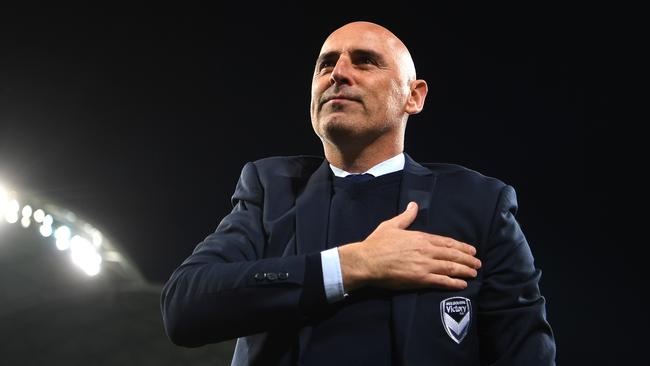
[295,159,332,255]
[392,153,437,364]
[294,158,331,360]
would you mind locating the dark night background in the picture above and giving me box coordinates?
[0,3,640,364]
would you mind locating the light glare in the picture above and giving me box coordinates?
[6,212,19,224]
[55,225,72,251]
[70,235,102,276]
[22,205,33,218]
[39,224,53,237]
[0,185,7,218]
[43,214,53,226]
[33,209,45,222]
[92,230,103,247]
[0,183,112,279]
[6,200,20,223]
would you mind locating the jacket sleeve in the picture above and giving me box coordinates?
[160,162,326,347]
[477,185,556,365]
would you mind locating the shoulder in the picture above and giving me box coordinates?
[420,162,508,193]
[250,155,324,174]
[414,160,520,243]
[414,160,516,213]
[244,155,324,179]
[235,155,324,190]
[231,156,325,206]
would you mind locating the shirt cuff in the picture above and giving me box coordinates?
[321,247,348,303]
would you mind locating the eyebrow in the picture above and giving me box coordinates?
[316,48,387,67]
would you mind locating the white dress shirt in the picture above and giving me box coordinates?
[321,152,405,303]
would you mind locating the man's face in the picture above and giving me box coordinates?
[310,24,411,147]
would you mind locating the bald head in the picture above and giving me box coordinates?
[321,21,417,82]
[309,21,428,171]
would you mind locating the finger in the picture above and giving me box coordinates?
[388,201,418,230]
[429,247,482,269]
[429,259,478,278]
[424,273,468,290]
[425,234,477,256]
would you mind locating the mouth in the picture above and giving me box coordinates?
[321,95,361,106]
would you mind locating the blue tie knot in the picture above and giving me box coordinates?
[344,173,375,183]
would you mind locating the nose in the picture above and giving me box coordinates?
[330,55,353,86]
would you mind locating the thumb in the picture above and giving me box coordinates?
[391,201,418,229]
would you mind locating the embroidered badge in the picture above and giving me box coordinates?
[440,296,472,344]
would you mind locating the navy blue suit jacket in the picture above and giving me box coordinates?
[161,153,556,365]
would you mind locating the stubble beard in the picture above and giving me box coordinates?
[317,112,391,154]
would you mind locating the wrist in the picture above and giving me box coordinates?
[338,242,368,292]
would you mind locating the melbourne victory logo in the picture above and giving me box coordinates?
[440,297,472,344]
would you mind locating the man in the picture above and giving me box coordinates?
[161,21,556,365]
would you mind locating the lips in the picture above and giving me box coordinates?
[321,94,361,106]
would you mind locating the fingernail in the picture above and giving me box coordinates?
[407,202,414,210]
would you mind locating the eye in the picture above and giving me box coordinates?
[355,55,379,67]
[319,60,335,70]
[317,61,337,74]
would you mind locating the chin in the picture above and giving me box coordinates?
[321,116,356,136]
[320,118,377,147]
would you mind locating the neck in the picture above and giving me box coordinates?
[323,135,404,173]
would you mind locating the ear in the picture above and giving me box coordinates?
[404,79,428,115]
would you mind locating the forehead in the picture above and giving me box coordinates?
[319,26,397,58]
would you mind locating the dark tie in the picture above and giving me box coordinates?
[344,173,375,183]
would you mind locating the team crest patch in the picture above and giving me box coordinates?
[440,296,472,344]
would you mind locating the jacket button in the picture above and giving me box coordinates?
[266,272,278,281]
[253,272,265,281]
[278,272,289,280]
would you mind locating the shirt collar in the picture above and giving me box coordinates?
[329,152,405,178]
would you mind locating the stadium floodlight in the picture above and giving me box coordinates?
[70,235,102,276]
[43,214,53,226]
[6,199,20,224]
[0,180,143,282]
[21,205,33,228]
[22,205,33,218]
[39,223,53,237]
[92,230,103,248]
[55,225,72,251]
[0,184,7,219]
[33,209,45,223]
[39,213,54,236]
